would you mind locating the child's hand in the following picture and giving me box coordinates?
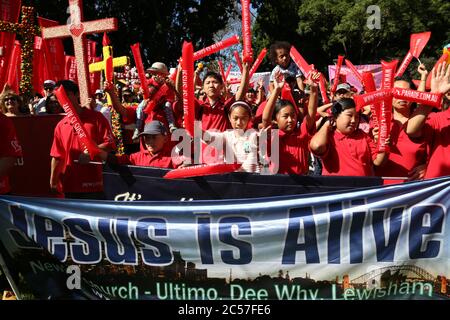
[273,71,285,90]
[417,63,428,78]
[306,70,321,86]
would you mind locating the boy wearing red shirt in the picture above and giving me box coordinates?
[0,113,23,194]
[50,80,116,199]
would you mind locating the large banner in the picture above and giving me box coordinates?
[0,177,449,300]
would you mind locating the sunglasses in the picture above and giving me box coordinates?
[4,97,17,102]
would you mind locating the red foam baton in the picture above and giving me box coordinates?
[225,64,232,81]
[354,89,392,111]
[233,50,243,72]
[54,86,100,160]
[362,71,380,128]
[281,82,297,108]
[218,60,226,82]
[249,48,267,78]
[344,58,364,85]
[182,41,195,137]
[241,0,253,63]
[290,46,313,78]
[164,163,242,179]
[193,35,240,61]
[331,55,345,94]
[392,88,443,109]
[131,43,151,99]
[143,84,171,115]
[318,75,330,104]
[395,51,413,78]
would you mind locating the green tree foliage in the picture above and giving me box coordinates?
[23,0,236,68]
[254,0,449,78]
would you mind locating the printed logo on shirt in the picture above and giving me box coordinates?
[11,139,22,153]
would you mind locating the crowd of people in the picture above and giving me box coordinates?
[0,41,450,201]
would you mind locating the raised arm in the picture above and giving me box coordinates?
[104,81,128,119]
[303,71,321,133]
[235,62,250,101]
[406,62,450,138]
[261,72,283,128]
[309,120,332,156]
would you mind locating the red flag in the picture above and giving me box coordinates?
[38,17,66,81]
[6,41,21,93]
[395,32,431,78]
[182,41,195,137]
[0,0,21,90]
[65,56,78,83]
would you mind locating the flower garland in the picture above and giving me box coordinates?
[110,108,125,156]
[0,6,40,97]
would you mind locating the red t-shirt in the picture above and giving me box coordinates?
[273,120,314,175]
[0,114,23,194]
[117,146,176,168]
[50,108,115,193]
[375,120,427,180]
[121,103,138,145]
[195,96,235,132]
[422,108,450,179]
[316,129,378,176]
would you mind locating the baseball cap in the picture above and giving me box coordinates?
[335,83,352,93]
[44,80,56,89]
[147,62,169,75]
[138,121,168,136]
[95,89,104,95]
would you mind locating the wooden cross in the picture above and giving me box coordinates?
[0,6,40,96]
[41,0,118,107]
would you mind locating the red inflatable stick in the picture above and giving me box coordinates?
[225,64,232,81]
[378,60,397,153]
[143,84,171,115]
[392,88,443,109]
[344,58,364,85]
[354,89,392,111]
[54,85,100,160]
[218,60,226,82]
[249,48,267,78]
[131,43,151,99]
[241,0,253,63]
[182,41,195,137]
[164,163,242,179]
[396,32,431,78]
[330,55,345,94]
[362,71,380,128]
[233,50,243,72]
[318,75,330,104]
[193,35,240,61]
[290,46,313,78]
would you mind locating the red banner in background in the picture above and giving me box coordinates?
[32,36,45,96]
[6,40,21,93]
[10,115,64,197]
[38,17,66,82]
[0,0,21,90]
[65,56,78,83]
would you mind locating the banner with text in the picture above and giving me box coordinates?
[0,177,449,300]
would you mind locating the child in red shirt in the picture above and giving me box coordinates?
[261,71,319,175]
[310,98,388,176]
